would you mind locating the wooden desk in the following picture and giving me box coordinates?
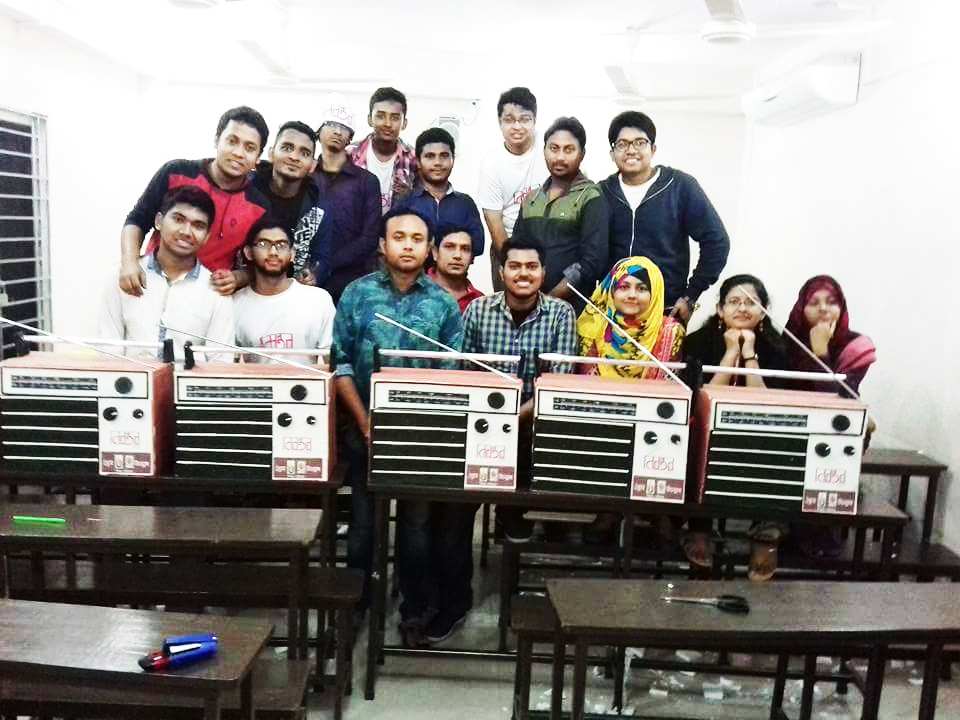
[0,598,272,720]
[862,448,948,544]
[0,503,320,658]
[362,484,909,700]
[547,578,960,720]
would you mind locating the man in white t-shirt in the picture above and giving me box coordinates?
[477,87,545,291]
[233,218,336,365]
[99,186,234,360]
[346,87,418,214]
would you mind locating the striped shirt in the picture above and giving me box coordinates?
[462,292,577,401]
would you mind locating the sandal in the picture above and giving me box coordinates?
[748,540,778,582]
[682,532,714,569]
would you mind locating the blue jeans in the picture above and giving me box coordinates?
[343,425,373,609]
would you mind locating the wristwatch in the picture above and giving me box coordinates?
[741,353,759,363]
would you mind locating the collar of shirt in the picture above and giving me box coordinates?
[373,268,430,293]
[491,290,545,328]
[426,266,480,293]
[411,181,454,199]
[146,251,202,282]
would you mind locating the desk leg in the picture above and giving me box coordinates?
[288,547,306,659]
[852,529,866,579]
[799,654,816,720]
[861,644,886,720]
[923,474,940,545]
[770,653,789,720]
[622,511,634,579]
[499,540,517,652]
[918,643,943,720]
[297,547,309,660]
[880,528,895,581]
[364,495,389,701]
[203,692,223,720]
[572,639,588,720]
[239,672,254,720]
[323,488,337,567]
[550,630,564,720]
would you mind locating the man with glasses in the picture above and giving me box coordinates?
[599,111,729,322]
[478,87,546,291]
[233,217,336,364]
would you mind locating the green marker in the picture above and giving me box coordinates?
[12,515,66,525]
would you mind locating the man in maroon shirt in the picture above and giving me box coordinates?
[118,106,271,297]
[426,223,484,314]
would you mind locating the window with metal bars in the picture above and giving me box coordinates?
[0,108,50,359]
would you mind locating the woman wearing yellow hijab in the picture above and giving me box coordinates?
[577,256,684,379]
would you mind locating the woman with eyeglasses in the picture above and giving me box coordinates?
[681,274,788,580]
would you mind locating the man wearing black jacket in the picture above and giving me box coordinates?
[600,111,729,322]
[251,121,333,287]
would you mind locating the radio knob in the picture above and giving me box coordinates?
[132,409,144,420]
[815,442,831,457]
[102,407,118,421]
[502,424,512,433]
[671,434,682,445]
[278,413,293,428]
[832,414,851,432]
[475,419,489,433]
[290,384,308,401]
[115,377,133,394]
[643,431,658,445]
[844,445,856,456]
[306,416,317,426]
[487,392,505,410]
[656,402,675,419]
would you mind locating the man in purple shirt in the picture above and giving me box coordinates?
[313,100,382,304]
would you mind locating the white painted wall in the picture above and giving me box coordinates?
[736,11,960,546]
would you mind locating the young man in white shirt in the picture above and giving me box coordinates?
[233,217,336,365]
[478,87,545,290]
[99,186,234,359]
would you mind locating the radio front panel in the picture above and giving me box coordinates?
[0,355,172,477]
[531,374,692,503]
[173,367,334,483]
[368,369,523,492]
[692,387,867,514]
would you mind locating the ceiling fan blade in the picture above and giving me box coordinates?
[239,39,293,78]
[605,66,640,96]
[705,0,745,21]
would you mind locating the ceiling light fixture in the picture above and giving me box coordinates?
[700,18,757,44]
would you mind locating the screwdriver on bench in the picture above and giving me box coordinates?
[660,594,750,614]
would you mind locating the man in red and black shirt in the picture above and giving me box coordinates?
[119,106,271,297]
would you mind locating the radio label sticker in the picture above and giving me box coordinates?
[802,490,857,514]
[273,458,324,481]
[100,452,152,475]
[465,464,516,491]
[631,476,685,503]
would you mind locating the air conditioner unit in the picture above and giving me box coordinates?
[741,53,861,126]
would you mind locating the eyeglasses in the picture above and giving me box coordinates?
[723,297,758,309]
[612,138,651,152]
[500,114,535,128]
[253,239,291,252]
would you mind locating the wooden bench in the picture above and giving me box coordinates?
[0,655,310,720]
[4,556,361,717]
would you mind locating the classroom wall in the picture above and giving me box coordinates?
[736,7,960,547]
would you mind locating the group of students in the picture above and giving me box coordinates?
[98,85,877,648]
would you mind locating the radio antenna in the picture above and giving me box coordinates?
[0,316,156,369]
[736,285,862,400]
[566,286,691,390]
[160,325,328,375]
[373,313,515,382]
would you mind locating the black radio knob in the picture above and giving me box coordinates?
[671,434,682,445]
[290,384,308,401]
[656,402,675,419]
[475,419,489,433]
[502,423,512,433]
[815,442,831,457]
[278,413,293,428]
[844,445,856,456]
[487,392,505,409]
[306,415,317,426]
[115,377,133,394]
[643,431,658,445]
[102,407,118,421]
[832,414,851,432]
[132,408,144,420]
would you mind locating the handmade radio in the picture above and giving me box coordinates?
[368,351,523,491]
[531,363,692,502]
[173,346,334,481]
[0,350,174,477]
[689,385,868,514]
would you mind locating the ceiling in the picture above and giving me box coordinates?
[0,0,898,109]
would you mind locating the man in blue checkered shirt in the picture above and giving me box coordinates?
[462,236,576,541]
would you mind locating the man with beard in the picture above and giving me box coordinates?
[233,217,336,365]
[427,223,484,313]
[251,121,333,289]
[511,116,609,312]
[100,186,234,360]
[313,98,382,304]
[119,106,271,297]
[394,128,484,258]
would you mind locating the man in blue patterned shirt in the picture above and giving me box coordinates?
[331,207,462,636]
[462,236,576,543]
